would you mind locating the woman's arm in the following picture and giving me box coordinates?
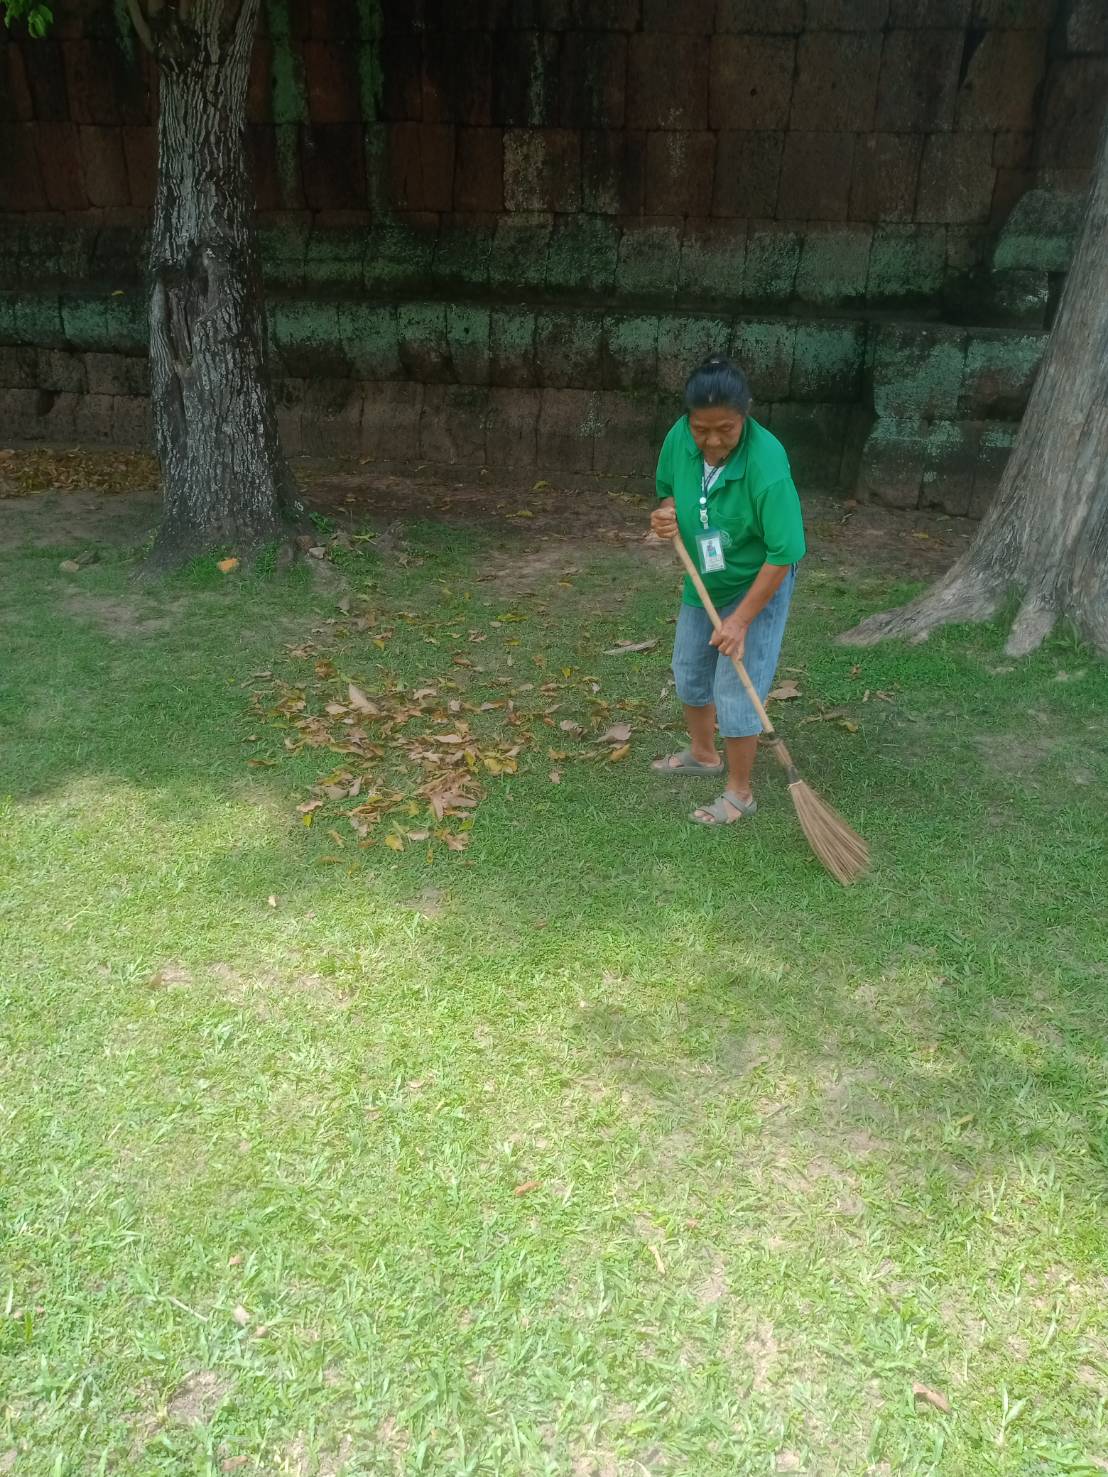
[710,561,790,658]
[650,495,677,539]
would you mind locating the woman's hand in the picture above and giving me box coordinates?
[710,612,748,660]
[650,499,678,540]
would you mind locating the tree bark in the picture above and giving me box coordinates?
[841,119,1108,658]
[142,0,301,567]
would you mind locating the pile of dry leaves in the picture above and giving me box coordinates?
[0,447,159,496]
[245,617,651,859]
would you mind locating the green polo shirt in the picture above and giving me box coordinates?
[656,415,806,608]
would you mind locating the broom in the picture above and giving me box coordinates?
[671,534,869,885]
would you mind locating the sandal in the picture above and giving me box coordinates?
[690,790,757,826]
[651,748,725,776]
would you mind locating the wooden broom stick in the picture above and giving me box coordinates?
[672,534,870,885]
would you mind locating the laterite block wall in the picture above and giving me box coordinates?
[1,0,1106,513]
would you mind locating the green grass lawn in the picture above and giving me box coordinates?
[2,499,1107,1477]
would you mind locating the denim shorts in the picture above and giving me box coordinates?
[671,569,797,738]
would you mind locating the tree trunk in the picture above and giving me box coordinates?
[841,119,1108,658]
[142,0,300,567]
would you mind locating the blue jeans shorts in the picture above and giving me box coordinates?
[671,568,797,739]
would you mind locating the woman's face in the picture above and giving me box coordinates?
[688,406,745,466]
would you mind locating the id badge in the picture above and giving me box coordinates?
[696,528,726,574]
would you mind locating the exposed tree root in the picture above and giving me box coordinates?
[838,564,1004,647]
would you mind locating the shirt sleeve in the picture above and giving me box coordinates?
[756,476,807,566]
[655,432,674,500]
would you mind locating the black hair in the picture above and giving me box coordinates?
[684,354,752,415]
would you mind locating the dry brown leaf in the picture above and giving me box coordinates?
[232,1305,250,1327]
[347,684,380,716]
[444,832,470,851]
[801,707,848,726]
[407,830,430,842]
[601,722,632,743]
[514,1180,541,1196]
[912,1382,951,1415]
[559,719,583,736]
[549,770,562,784]
[608,744,631,762]
[768,681,802,701]
[217,558,239,574]
[603,638,658,655]
[296,799,324,815]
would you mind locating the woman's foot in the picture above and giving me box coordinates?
[690,789,757,825]
[651,748,724,775]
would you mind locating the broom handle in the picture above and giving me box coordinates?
[672,534,776,738]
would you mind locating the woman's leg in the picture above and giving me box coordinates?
[653,604,721,770]
[683,702,719,765]
[722,735,758,804]
[693,572,796,823]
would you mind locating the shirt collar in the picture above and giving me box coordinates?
[682,415,751,481]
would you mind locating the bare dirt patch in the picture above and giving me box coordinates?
[279,1433,355,1476]
[62,589,176,638]
[166,1369,231,1425]
[745,1320,781,1394]
[973,732,1059,775]
[0,448,974,587]
[696,1255,729,1308]
[0,486,159,551]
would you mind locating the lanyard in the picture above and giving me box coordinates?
[699,461,725,529]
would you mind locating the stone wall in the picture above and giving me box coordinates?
[1,0,1105,511]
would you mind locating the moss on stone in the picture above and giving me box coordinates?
[271,300,347,377]
[678,225,746,308]
[59,295,111,352]
[338,303,402,379]
[488,216,553,294]
[259,219,311,288]
[744,228,801,305]
[432,223,495,293]
[731,319,795,400]
[615,225,682,303]
[603,314,660,390]
[396,303,452,383]
[872,323,968,419]
[535,310,605,388]
[867,225,946,302]
[364,224,435,293]
[490,309,538,386]
[305,229,368,289]
[960,330,1046,419]
[791,322,865,402]
[447,305,492,385]
[656,315,731,394]
[794,226,873,307]
[993,189,1083,274]
[545,217,620,297]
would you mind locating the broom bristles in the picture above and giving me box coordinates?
[789,780,870,885]
[767,738,870,885]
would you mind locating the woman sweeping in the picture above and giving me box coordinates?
[650,355,806,826]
